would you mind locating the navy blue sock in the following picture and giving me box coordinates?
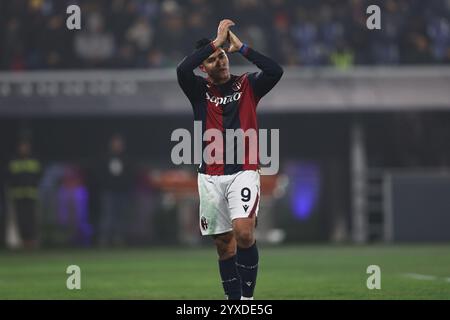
[218,255,241,300]
[236,242,259,298]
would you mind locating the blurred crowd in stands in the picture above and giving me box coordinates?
[1,0,450,70]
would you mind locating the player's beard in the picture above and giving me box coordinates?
[212,67,230,84]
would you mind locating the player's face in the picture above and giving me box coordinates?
[200,48,230,83]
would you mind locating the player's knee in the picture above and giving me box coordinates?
[234,229,255,248]
[216,246,236,260]
[213,233,236,259]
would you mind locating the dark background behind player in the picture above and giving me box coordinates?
[1,0,450,301]
[0,0,450,249]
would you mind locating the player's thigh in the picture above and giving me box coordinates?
[212,231,237,258]
[227,170,260,222]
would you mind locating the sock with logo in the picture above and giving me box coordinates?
[218,255,242,300]
[236,242,259,298]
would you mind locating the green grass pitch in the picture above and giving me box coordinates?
[0,245,449,299]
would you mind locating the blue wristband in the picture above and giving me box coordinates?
[239,44,248,54]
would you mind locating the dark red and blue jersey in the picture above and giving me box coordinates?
[176,42,283,175]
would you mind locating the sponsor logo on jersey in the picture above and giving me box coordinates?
[206,91,242,106]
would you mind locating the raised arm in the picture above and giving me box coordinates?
[228,31,283,101]
[176,44,215,102]
[176,19,236,102]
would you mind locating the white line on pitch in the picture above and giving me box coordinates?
[402,273,437,281]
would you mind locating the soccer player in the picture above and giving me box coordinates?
[176,19,283,300]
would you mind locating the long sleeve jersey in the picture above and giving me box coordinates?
[176,42,283,175]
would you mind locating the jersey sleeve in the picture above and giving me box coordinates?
[176,42,216,103]
[241,46,283,102]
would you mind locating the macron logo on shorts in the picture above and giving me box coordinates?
[200,216,208,231]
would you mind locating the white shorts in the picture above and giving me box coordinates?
[198,170,260,236]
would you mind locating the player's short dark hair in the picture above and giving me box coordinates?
[195,38,212,50]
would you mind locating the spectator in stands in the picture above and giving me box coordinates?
[1,0,449,69]
[74,11,115,68]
